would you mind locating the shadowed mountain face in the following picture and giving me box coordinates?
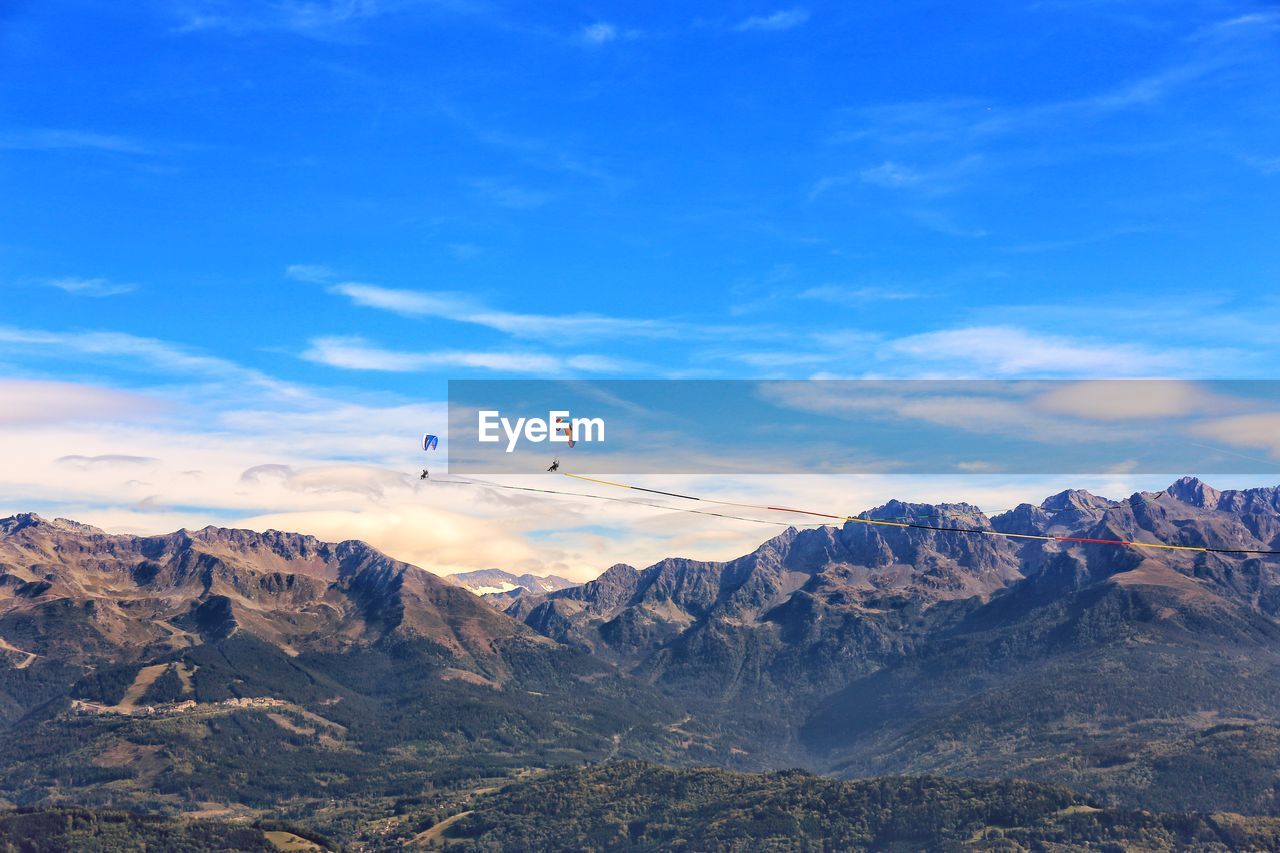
[505,499,1027,711]
[798,477,1280,813]
[511,478,1280,680]
[0,516,684,816]
[508,478,1280,811]
[0,514,536,670]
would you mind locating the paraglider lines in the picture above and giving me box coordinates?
[430,475,801,528]
[560,473,1280,556]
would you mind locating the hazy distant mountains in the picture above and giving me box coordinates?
[3,476,1280,844]
[444,568,577,604]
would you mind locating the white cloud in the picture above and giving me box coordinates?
[734,8,810,32]
[732,351,834,369]
[836,16,1276,162]
[0,325,301,395]
[0,414,556,574]
[0,129,149,154]
[1243,155,1280,176]
[284,263,336,283]
[301,335,629,375]
[1191,414,1280,459]
[0,380,164,426]
[317,277,774,345]
[239,463,414,499]
[581,22,617,44]
[1191,11,1280,41]
[469,178,550,209]
[859,161,926,188]
[811,157,982,201]
[302,337,440,372]
[760,381,1128,446]
[798,285,919,304]
[234,506,544,576]
[327,283,473,317]
[59,454,160,468]
[177,0,389,38]
[46,277,137,297]
[1033,380,1248,421]
[886,325,1195,377]
[447,243,482,260]
[806,174,855,201]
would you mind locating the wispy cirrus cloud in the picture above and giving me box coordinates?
[835,13,1273,153]
[1242,155,1280,176]
[1190,10,1280,42]
[0,325,302,396]
[579,21,639,45]
[58,454,160,468]
[857,161,928,189]
[580,21,643,45]
[582,22,616,43]
[435,105,623,188]
[809,162,926,198]
[46,277,138,297]
[0,129,150,154]
[734,8,809,32]
[293,267,778,344]
[798,285,920,305]
[301,335,634,374]
[976,292,1280,352]
[0,380,164,426]
[284,263,335,283]
[468,177,550,209]
[176,0,416,38]
[809,157,983,201]
[326,282,473,318]
[176,0,604,46]
[885,325,1227,378]
[1000,225,1157,255]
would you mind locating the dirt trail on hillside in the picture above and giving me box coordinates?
[118,664,169,711]
[412,810,473,847]
[0,635,37,669]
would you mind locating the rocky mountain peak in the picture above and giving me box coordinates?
[0,517,534,666]
[596,563,640,584]
[1165,476,1222,509]
[0,512,46,535]
[1039,489,1112,513]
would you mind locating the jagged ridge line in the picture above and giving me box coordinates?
[562,473,1280,556]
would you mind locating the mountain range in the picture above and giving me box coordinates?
[505,476,1280,810]
[443,568,577,604]
[2,476,1280,846]
[0,512,685,830]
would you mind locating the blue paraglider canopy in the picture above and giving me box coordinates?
[422,434,439,451]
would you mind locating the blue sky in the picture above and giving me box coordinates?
[2,1,1278,577]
